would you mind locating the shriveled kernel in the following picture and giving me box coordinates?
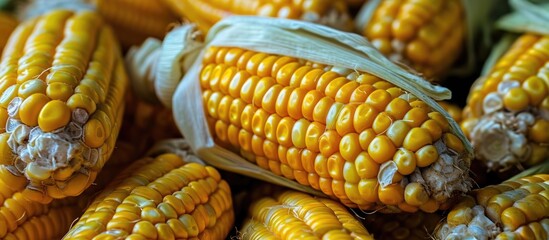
[301,90,323,121]
[277,117,296,147]
[385,98,411,119]
[47,82,74,101]
[404,182,429,206]
[67,93,97,114]
[336,105,356,136]
[319,130,341,157]
[415,145,439,167]
[379,184,405,205]
[386,120,411,147]
[443,133,464,153]
[355,152,379,179]
[339,133,361,162]
[403,107,428,128]
[368,135,396,164]
[354,103,378,132]
[359,178,379,203]
[366,89,392,112]
[403,128,432,152]
[358,129,376,150]
[393,149,417,175]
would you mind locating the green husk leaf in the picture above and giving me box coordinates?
[509,161,549,180]
[497,0,549,35]
[170,16,473,196]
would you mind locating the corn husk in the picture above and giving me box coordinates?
[127,16,473,200]
[509,161,549,180]
[355,0,501,78]
[496,0,549,35]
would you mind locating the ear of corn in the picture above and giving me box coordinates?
[63,153,234,239]
[90,0,179,49]
[0,171,81,239]
[0,12,17,55]
[359,0,465,80]
[461,34,549,171]
[0,9,128,203]
[436,174,549,239]
[362,211,442,240]
[197,46,471,213]
[240,186,373,240]
[161,0,353,33]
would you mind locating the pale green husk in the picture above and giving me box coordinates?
[167,16,473,196]
[496,0,549,35]
[509,161,549,180]
[16,0,94,21]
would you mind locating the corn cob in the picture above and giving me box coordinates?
[461,34,549,171]
[362,211,441,240]
[90,0,179,49]
[240,187,373,240]
[436,174,549,239]
[63,153,234,239]
[0,12,17,55]
[199,46,471,213]
[360,0,465,79]
[161,0,353,33]
[0,9,128,203]
[0,173,81,239]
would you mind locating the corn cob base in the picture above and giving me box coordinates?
[436,174,549,239]
[0,10,128,203]
[462,34,549,172]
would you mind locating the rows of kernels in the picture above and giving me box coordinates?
[63,153,234,239]
[362,211,442,240]
[240,189,373,240]
[462,34,549,166]
[91,0,178,48]
[438,175,549,239]
[0,9,129,201]
[166,0,352,33]
[363,0,464,79]
[200,46,465,211]
[3,201,79,240]
[0,170,80,240]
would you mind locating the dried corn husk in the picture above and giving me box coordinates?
[496,0,549,35]
[355,0,500,79]
[126,16,473,202]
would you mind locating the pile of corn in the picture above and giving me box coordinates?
[0,0,547,239]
